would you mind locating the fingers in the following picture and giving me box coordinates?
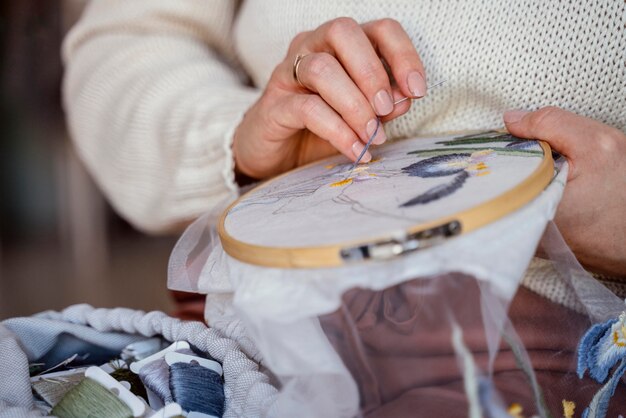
[362,18,427,98]
[274,17,424,161]
[504,107,602,160]
[303,17,425,118]
[288,17,423,148]
[295,52,387,146]
[273,93,372,163]
[313,17,395,117]
[503,106,626,182]
[382,87,412,122]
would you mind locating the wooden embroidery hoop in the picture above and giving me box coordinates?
[218,136,554,269]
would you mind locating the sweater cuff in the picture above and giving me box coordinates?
[219,89,261,196]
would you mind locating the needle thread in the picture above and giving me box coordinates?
[348,79,447,175]
[349,118,380,173]
[393,79,447,105]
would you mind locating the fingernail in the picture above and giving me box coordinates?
[374,90,394,116]
[352,141,372,162]
[504,110,529,124]
[407,71,427,97]
[366,118,387,145]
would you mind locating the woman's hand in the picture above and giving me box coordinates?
[504,107,626,277]
[233,17,426,179]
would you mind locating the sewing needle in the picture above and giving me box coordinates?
[349,79,447,173]
[392,79,446,106]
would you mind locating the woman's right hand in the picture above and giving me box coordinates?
[233,17,427,180]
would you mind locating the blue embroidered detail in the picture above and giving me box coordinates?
[577,312,626,418]
[399,150,494,207]
[582,359,626,418]
[577,319,618,380]
[400,171,469,207]
[505,140,539,150]
[401,153,471,178]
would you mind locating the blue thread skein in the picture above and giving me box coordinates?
[138,357,174,403]
[169,361,224,417]
[137,348,196,404]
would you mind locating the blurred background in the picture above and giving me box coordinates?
[0,1,175,319]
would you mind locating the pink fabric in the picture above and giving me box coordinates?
[170,290,205,321]
[320,273,626,416]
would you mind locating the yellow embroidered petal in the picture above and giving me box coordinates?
[507,402,524,418]
[447,161,470,169]
[471,149,494,158]
[562,399,575,418]
[612,312,626,346]
[330,178,353,187]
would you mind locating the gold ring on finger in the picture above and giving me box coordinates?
[292,54,307,89]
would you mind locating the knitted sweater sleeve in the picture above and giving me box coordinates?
[62,0,261,233]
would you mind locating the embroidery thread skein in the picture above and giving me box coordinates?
[110,367,148,401]
[169,361,225,417]
[31,371,85,407]
[136,348,196,404]
[138,357,174,404]
[51,378,133,418]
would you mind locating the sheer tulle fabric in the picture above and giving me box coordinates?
[168,162,625,417]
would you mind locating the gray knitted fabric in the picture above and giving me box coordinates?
[522,258,626,316]
[0,304,277,418]
[591,274,626,300]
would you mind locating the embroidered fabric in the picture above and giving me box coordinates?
[167,158,626,417]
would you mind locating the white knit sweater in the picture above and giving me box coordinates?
[62,0,626,234]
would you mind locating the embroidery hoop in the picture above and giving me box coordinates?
[218,133,554,268]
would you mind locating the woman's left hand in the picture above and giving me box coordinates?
[504,106,626,277]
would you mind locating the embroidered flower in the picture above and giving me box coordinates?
[577,311,626,418]
[612,316,626,347]
[401,153,470,178]
[398,151,494,207]
[401,151,494,179]
[328,159,382,187]
[578,313,626,382]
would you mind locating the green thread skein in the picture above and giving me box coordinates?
[51,378,133,418]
